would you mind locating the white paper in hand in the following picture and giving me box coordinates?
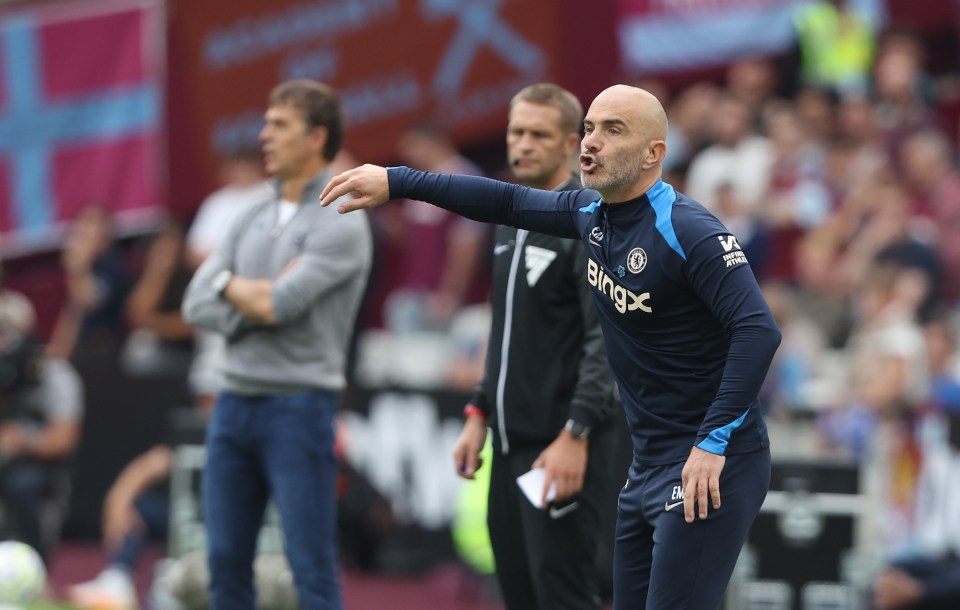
[516,467,557,509]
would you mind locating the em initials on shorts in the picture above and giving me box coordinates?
[613,448,771,610]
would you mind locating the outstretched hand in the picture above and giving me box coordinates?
[319,164,391,213]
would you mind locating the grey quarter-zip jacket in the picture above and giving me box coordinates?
[182,171,372,395]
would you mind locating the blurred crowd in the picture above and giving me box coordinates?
[0,2,959,607]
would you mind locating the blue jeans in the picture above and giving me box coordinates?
[111,489,170,571]
[204,390,341,610]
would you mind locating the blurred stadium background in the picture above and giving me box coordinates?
[1,0,960,608]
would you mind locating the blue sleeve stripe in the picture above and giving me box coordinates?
[648,179,686,261]
[578,200,601,213]
[697,409,749,455]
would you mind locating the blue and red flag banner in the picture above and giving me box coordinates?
[0,0,163,257]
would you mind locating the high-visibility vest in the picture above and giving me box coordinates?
[794,2,874,90]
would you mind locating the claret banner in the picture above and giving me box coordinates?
[167,0,563,214]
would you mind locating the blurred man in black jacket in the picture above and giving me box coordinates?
[452,83,619,610]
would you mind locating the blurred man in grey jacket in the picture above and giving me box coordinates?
[183,79,371,610]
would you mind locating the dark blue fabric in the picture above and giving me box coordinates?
[110,490,169,570]
[0,459,55,559]
[203,390,341,610]
[613,449,770,609]
[885,557,960,610]
[387,167,780,465]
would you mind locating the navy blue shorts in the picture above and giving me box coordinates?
[613,448,770,610]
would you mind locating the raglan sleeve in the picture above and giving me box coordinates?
[681,217,781,454]
[387,166,595,240]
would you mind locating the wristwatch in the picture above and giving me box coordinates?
[564,419,591,440]
[211,269,233,297]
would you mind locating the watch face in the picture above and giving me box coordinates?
[566,419,589,439]
[213,270,232,294]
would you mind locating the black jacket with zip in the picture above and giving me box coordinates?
[469,175,617,450]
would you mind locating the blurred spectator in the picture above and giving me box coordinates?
[662,83,720,176]
[831,93,891,192]
[685,93,773,215]
[872,557,960,610]
[921,314,960,416]
[726,57,779,126]
[815,261,932,568]
[794,87,838,146]
[381,122,489,332]
[68,217,234,608]
[0,290,83,561]
[870,314,960,610]
[899,129,960,304]
[791,0,877,96]
[759,101,831,282]
[67,406,210,610]
[121,222,196,378]
[184,146,270,271]
[819,262,929,460]
[67,442,173,609]
[760,281,829,413]
[47,205,129,359]
[817,177,941,317]
[873,33,942,169]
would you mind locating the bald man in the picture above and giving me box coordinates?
[321,85,781,610]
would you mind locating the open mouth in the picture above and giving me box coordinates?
[580,153,598,173]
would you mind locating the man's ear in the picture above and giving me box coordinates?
[310,125,329,157]
[642,140,667,170]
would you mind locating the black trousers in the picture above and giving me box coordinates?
[488,422,619,610]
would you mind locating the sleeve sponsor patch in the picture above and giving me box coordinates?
[717,235,748,268]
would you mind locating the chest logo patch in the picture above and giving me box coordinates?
[524,245,557,287]
[589,226,604,246]
[627,247,647,274]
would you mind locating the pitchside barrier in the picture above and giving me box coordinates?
[725,459,870,610]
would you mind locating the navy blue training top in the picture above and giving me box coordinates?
[387,167,782,465]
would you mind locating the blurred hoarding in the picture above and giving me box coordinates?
[167,0,564,217]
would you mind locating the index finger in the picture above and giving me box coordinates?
[319,170,353,207]
[710,475,721,509]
